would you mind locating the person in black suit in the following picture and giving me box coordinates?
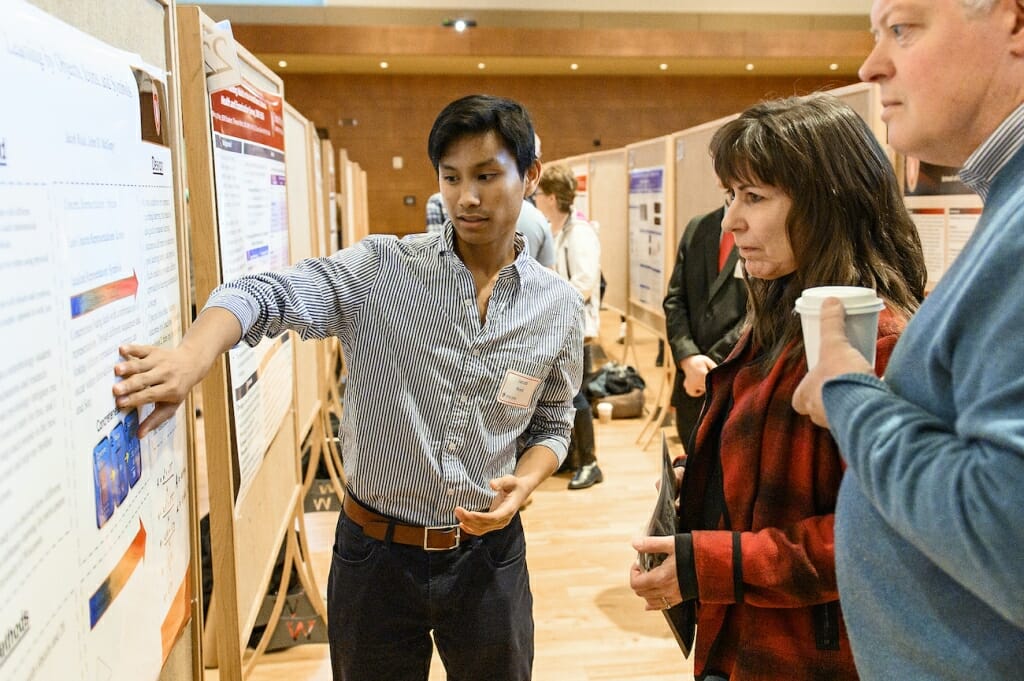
[663,206,747,450]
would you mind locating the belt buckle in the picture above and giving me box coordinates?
[423,525,460,551]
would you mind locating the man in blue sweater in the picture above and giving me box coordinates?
[793,0,1024,677]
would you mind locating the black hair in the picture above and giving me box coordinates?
[427,94,537,178]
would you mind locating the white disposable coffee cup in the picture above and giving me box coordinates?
[794,286,884,370]
[596,402,613,424]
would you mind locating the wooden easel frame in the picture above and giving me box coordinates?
[176,8,326,679]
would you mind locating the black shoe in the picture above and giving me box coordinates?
[568,463,603,490]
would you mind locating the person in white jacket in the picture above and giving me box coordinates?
[535,164,604,489]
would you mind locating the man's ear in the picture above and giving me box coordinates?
[1010,0,1024,54]
[523,159,542,198]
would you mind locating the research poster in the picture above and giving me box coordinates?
[209,80,293,503]
[906,197,982,288]
[0,3,191,680]
[627,166,666,309]
[946,206,982,267]
[571,162,588,220]
[908,207,946,286]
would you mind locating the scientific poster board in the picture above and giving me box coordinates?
[626,136,674,333]
[587,149,629,315]
[0,2,197,680]
[283,103,321,440]
[322,139,338,256]
[208,72,294,504]
[671,114,738,255]
[338,148,357,248]
[176,7,302,678]
[569,157,590,220]
[905,195,983,288]
[900,155,982,288]
[356,165,369,242]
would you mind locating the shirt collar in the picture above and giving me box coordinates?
[436,222,529,277]
[959,102,1024,201]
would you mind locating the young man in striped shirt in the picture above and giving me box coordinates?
[113,94,584,680]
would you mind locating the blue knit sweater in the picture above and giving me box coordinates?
[822,145,1024,678]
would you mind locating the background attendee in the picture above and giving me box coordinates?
[663,205,747,451]
[793,1,1024,677]
[535,163,604,490]
[425,190,446,234]
[630,93,926,681]
[114,94,583,681]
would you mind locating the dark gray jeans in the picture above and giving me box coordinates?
[327,508,534,681]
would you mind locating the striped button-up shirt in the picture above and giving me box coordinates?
[960,102,1024,200]
[206,227,584,525]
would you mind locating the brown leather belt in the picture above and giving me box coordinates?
[343,494,462,551]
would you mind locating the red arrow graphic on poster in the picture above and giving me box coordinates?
[89,520,147,628]
[70,270,139,319]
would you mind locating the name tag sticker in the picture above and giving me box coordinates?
[496,370,542,408]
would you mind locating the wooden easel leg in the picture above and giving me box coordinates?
[242,526,299,676]
[319,404,346,498]
[241,511,329,676]
[202,592,219,669]
[639,363,675,449]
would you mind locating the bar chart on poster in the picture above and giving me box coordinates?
[0,2,194,680]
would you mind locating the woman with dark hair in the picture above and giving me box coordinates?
[630,92,926,680]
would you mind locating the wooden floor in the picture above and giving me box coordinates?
[200,310,691,680]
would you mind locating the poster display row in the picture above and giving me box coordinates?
[0,3,190,680]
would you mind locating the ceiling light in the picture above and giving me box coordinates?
[745,63,755,71]
[829,63,839,71]
[277,60,287,68]
[442,18,477,32]
[380,61,389,69]
[570,63,579,71]
[477,62,486,70]
[659,63,668,71]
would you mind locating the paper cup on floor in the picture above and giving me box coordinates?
[596,402,613,424]
[794,286,884,370]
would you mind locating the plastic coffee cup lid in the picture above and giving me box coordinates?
[794,286,883,314]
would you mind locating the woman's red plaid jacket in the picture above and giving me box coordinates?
[678,308,904,680]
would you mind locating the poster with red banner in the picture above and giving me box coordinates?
[902,156,982,289]
[209,80,293,504]
[210,81,285,153]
